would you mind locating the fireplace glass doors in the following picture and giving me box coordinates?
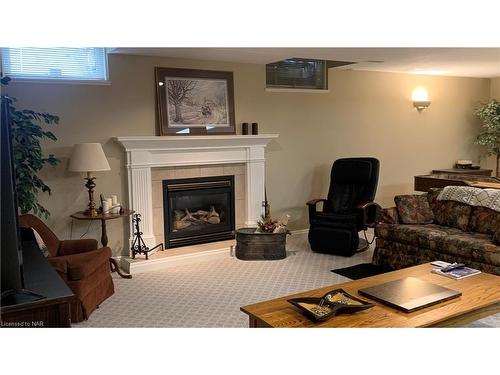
[162,176,235,248]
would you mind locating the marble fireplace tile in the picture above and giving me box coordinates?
[153,207,164,237]
[234,174,246,200]
[223,164,245,176]
[175,166,202,178]
[152,180,163,208]
[151,168,176,181]
[199,166,224,176]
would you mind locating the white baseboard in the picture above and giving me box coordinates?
[119,245,232,275]
[291,228,309,235]
[117,229,311,275]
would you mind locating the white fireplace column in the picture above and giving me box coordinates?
[115,135,278,252]
[246,146,266,226]
[126,150,155,248]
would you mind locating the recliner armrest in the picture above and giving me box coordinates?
[306,198,328,206]
[355,201,382,227]
[307,198,328,222]
[58,238,99,256]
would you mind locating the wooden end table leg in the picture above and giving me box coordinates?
[109,258,132,279]
[101,219,109,247]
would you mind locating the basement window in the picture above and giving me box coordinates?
[1,47,109,84]
[266,58,327,90]
[265,58,355,91]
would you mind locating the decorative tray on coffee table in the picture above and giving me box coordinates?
[287,288,375,322]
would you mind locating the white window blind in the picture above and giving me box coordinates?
[1,47,108,82]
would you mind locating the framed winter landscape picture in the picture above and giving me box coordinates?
[155,67,236,135]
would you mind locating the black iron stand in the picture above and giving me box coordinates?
[131,213,164,260]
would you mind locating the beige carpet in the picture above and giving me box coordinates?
[75,233,500,328]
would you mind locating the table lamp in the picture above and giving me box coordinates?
[68,143,111,217]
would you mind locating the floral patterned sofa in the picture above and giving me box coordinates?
[372,188,500,275]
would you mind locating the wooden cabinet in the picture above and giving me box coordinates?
[1,240,74,328]
[414,168,497,192]
[431,168,492,176]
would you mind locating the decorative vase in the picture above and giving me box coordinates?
[242,122,249,135]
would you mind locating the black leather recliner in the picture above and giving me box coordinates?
[307,157,381,256]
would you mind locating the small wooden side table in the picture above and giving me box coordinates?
[70,209,135,279]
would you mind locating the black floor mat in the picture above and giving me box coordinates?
[331,263,393,280]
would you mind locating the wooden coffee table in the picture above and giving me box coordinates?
[240,263,500,327]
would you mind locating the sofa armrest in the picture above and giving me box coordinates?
[58,238,99,256]
[378,207,400,224]
[355,202,382,227]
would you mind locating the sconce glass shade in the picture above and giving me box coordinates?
[412,87,431,111]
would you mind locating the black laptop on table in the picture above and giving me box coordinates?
[358,277,462,313]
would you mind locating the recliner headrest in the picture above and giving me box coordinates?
[332,159,374,184]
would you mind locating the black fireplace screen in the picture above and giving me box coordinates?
[163,176,235,248]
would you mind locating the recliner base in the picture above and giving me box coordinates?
[308,225,359,257]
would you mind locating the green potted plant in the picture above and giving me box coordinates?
[475,99,500,177]
[1,76,60,218]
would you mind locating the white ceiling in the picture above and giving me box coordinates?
[108,48,500,78]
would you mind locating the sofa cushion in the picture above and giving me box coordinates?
[375,223,463,250]
[427,189,472,231]
[373,238,500,275]
[394,194,434,224]
[434,231,500,266]
[493,229,500,246]
[469,206,500,235]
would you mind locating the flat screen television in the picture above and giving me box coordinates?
[1,93,24,297]
[1,91,45,307]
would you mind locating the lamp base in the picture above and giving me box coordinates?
[84,174,98,217]
[84,208,98,217]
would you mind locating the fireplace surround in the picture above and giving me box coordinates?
[163,175,235,248]
[115,135,278,253]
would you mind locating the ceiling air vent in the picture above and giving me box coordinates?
[266,58,354,90]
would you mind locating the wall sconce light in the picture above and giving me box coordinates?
[412,87,431,112]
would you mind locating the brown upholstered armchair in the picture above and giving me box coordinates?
[18,214,115,323]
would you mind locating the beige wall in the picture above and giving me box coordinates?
[491,77,500,99]
[5,54,492,256]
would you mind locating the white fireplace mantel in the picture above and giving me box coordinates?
[114,135,278,249]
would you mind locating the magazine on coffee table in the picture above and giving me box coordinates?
[431,261,481,280]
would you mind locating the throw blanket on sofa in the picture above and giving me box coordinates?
[437,186,500,213]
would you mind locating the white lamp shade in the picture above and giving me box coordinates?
[68,143,111,172]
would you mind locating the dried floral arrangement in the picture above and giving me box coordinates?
[256,214,291,234]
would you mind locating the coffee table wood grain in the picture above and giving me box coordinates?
[240,263,500,328]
